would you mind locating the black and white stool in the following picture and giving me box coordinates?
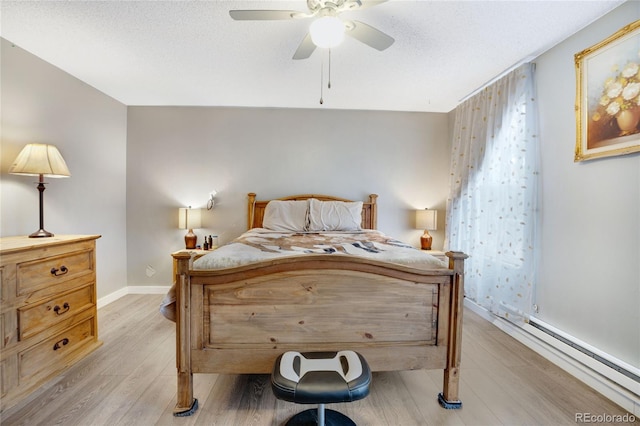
[271,351,372,426]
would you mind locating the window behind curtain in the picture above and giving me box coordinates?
[445,63,539,324]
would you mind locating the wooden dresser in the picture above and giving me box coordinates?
[0,235,102,412]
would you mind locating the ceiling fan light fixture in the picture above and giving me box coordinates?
[310,16,345,48]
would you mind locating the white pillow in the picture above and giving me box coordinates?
[262,200,309,231]
[308,198,363,231]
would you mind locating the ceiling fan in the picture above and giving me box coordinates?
[229,0,395,60]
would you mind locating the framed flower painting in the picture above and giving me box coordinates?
[575,20,640,162]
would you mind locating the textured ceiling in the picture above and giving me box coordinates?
[0,0,628,112]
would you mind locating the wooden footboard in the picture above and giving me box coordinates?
[172,252,467,415]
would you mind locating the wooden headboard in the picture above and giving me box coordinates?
[247,193,378,230]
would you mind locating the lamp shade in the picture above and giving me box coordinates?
[178,207,202,230]
[9,143,71,177]
[310,16,345,48]
[415,209,437,231]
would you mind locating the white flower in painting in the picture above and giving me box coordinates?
[606,100,621,116]
[606,81,623,98]
[595,59,640,123]
[622,82,640,100]
[622,62,639,78]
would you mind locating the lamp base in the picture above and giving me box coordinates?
[29,228,54,238]
[185,229,197,249]
[420,231,433,250]
[29,177,54,238]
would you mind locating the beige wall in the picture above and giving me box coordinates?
[535,2,639,368]
[0,39,128,299]
[125,106,452,287]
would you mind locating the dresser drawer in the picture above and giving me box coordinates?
[16,249,95,296]
[18,284,95,341]
[19,317,95,384]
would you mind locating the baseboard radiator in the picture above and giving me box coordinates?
[528,320,640,384]
[463,299,640,415]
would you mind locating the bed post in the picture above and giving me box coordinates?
[368,194,378,229]
[172,252,198,416]
[439,251,468,409]
[248,192,257,230]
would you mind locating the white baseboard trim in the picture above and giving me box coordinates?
[464,299,640,416]
[96,287,129,309]
[97,285,171,309]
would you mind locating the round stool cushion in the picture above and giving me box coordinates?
[271,351,371,404]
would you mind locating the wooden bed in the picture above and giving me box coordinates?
[171,193,468,416]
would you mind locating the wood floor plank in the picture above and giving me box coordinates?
[86,333,176,425]
[116,375,177,426]
[355,371,426,425]
[99,315,174,376]
[37,375,124,425]
[458,344,571,423]
[455,375,506,426]
[2,294,636,426]
[234,374,278,425]
[399,369,466,426]
[187,374,268,425]
[0,375,123,426]
[511,364,631,421]
[156,373,220,425]
[446,363,541,425]
[99,294,157,336]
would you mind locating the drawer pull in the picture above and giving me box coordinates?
[50,266,69,276]
[53,302,70,315]
[53,338,69,351]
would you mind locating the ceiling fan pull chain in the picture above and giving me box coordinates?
[319,52,324,104]
[328,49,332,89]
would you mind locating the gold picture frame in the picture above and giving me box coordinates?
[575,20,640,162]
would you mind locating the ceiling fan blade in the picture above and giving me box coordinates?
[346,20,394,51]
[293,33,317,60]
[229,10,302,20]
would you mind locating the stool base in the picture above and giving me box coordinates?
[285,408,356,426]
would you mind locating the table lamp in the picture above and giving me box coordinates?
[415,208,437,250]
[9,143,71,237]
[178,207,202,249]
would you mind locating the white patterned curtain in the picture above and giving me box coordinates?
[445,63,539,325]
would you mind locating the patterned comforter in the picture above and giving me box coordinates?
[160,229,447,321]
[193,228,447,269]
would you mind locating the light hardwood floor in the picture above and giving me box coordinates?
[1,294,635,425]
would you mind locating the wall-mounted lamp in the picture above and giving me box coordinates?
[415,208,437,250]
[207,189,217,210]
[178,207,202,249]
[9,143,71,238]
